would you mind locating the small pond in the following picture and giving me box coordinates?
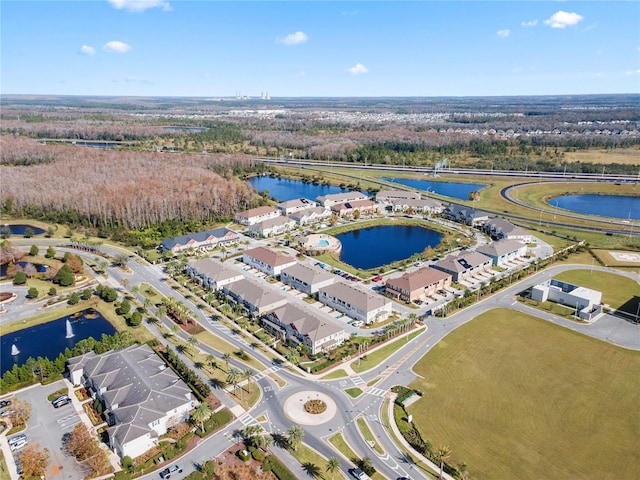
[1,309,117,376]
[336,224,443,270]
[0,261,48,278]
[380,177,486,200]
[552,194,640,220]
[1,224,45,236]
[248,176,351,202]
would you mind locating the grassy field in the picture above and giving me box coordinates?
[553,269,640,313]
[320,369,349,380]
[351,330,422,374]
[408,309,640,480]
[592,249,640,268]
[563,147,640,165]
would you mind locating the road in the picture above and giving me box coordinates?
[2,240,638,480]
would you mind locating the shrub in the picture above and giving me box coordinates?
[237,449,251,462]
[27,287,39,299]
[13,271,27,285]
[48,287,57,296]
[262,456,297,480]
[68,292,80,305]
[29,245,39,256]
[251,449,265,462]
[129,311,142,327]
[194,409,233,438]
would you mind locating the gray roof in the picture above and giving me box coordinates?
[225,278,287,310]
[385,267,451,292]
[281,263,335,285]
[160,227,238,251]
[485,218,529,236]
[249,216,295,230]
[188,258,243,283]
[320,281,391,312]
[446,204,489,219]
[476,239,526,258]
[289,206,329,221]
[276,198,316,209]
[317,191,369,203]
[434,250,493,273]
[376,190,421,201]
[68,345,191,446]
[267,303,343,340]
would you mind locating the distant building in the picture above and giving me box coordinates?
[242,246,297,276]
[531,279,602,320]
[281,263,336,295]
[67,345,194,460]
[234,206,280,226]
[432,250,493,282]
[385,267,452,302]
[330,199,378,217]
[248,216,296,238]
[484,218,533,243]
[289,206,332,226]
[186,258,243,290]
[376,190,421,203]
[316,191,369,208]
[261,303,345,355]
[275,198,318,215]
[443,205,489,226]
[160,228,240,254]
[386,198,444,215]
[319,282,392,323]
[476,239,528,267]
[222,278,288,316]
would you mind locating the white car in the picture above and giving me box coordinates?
[351,320,364,328]
[10,438,27,451]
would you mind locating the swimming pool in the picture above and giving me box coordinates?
[318,239,330,247]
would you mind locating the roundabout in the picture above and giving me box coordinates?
[283,390,337,426]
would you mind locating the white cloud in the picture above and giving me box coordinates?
[497,29,510,38]
[107,0,171,13]
[277,31,308,46]
[544,11,583,29]
[347,63,368,75]
[626,69,640,76]
[297,71,306,77]
[521,19,538,27]
[79,45,95,56]
[103,41,132,53]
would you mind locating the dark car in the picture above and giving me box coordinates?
[0,399,11,408]
[159,465,183,479]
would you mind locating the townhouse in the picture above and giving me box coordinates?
[160,228,240,254]
[242,246,297,277]
[248,216,296,238]
[385,267,452,302]
[234,206,280,226]
[318,282,392,323]
[316,191,369,208]
[221,278,288,316]
[432,250,493,282]
[484,218,533,243]
[280,262,336,295]
[185,258,244,290]
[476,239,528,267]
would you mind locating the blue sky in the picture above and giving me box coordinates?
[2,1,639,97]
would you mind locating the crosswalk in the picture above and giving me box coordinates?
[238,413,259,427]
[252,364,283,381]
[351,375,365,386]
[367,387,388,398]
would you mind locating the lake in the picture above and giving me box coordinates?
[248,176,350,202]
[336,224,443,270]
[1,309,117,375]
[553,194,640,220]
[380,177,486,200]
[1,224,46,236]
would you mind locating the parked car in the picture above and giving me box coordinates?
[372,276,383,282]
[159,465,183,479]
[9,434,27,446]
[10,438,27,451]
[349,468,371,480]
[0,399,11,408]
[351,320,364,328]
[52,395,71,408]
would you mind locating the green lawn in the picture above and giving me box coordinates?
[345,387,363,398]
[356,417,384,455]
[553,269,640,314]
[320,369,349,380]
[351,330,422,373]
[408,309,640,480]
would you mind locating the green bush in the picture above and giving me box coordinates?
[238,449,251,461]
[262,456,297,480]
[194,409,233,438]
[13,271,27,285]
[27,287,39,299]
[251,449,265,462]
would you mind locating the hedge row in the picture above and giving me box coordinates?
[262,455,297,480]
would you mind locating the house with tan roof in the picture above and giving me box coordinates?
[261,303,345,355]
[234,206,280,226]
[316,191,369,208]
[67,344,194,460]
[289,206,332,226]
[222,278,288,315]
[385,267,452,302]
[319,282,392,323]
[476,239,528,267]
[281,263,336,295]
[376,190,421,203]
[186,258,244,290]
[275,198,318,215]
[248,216,296,238]
[242,246,297,276]
[432,250,493,282]
[330,199,378,217]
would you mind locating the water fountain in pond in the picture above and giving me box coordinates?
[65,319,75,339]
[11,344,20,355]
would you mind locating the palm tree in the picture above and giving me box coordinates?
[130,285,140,295]
[226,367,242,399]
[187,335,199,353]
[244,369,254,393]
[120,278,130,289]
[241,424,262,446]
[205,354,217,373]
[143,298,153,311]
[285,348,300,365]
[253,433,272,452]
[222,353,231,371]
[156,304,167,319]
[287,425,304,451]
[437,445,451,480]
[191,402,212,433]
[459,462,469,480]
[326,457,340,480]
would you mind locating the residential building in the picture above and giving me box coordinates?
[160,228,240,254]
[387,198,444,215]
[289,206,332,226]
[242,246,297,276]
[275,198,318,215]
[376,190,421,203]
[67,345,194,460]
[248,216,296,238]
[330,199,378,217]
[261,303,345,354]
[432,250,493,282]
[185,258,243,290]
[234,206,280,226]
[222,278,288,315]
[443,205,490,226]
[316,191,369,208]
[318,282,392,323]
[484,218,533,243]
[281,263,336,295]
[385,267,452,302]
[476,239,528,267]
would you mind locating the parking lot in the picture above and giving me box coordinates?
[1,380,88,480]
